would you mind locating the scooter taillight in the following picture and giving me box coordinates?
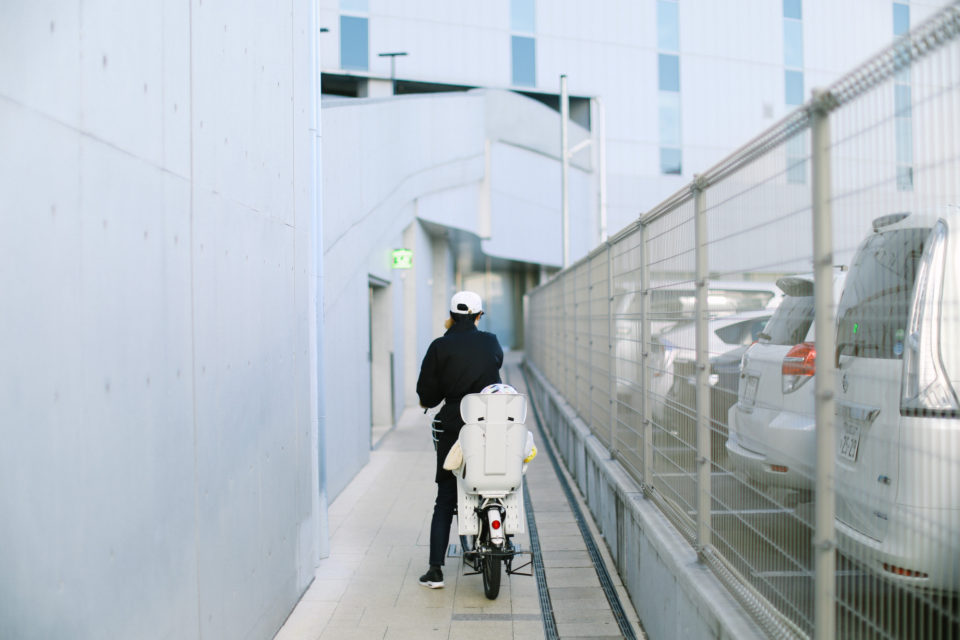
[487,508,504,545]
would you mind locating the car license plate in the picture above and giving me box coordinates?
[839,419,862,462]
[741,375,759,408]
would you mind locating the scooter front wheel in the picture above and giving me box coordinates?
[481,552,501,599]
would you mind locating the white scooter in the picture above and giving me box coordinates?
[445,385,535,599]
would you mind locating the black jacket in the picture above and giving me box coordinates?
[417,320,503,478]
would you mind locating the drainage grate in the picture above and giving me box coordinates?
[523,479,559,639]
[520,365,641,640]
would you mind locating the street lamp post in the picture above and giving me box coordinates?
[377,51,408,94]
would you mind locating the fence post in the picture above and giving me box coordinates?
[811,88,837,640]
[573,268,579,417]
[562,272,569,402]
[693,177,711,550]
[640,224,653,488]
[587,264,594,434]
[567,272,573,403]
[586,266,591,430]
[608,244,618,455]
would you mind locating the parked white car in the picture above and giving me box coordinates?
[834,211,960,591]
[726,271,845,493]
[613,280,781,420]
[657,309,773,456]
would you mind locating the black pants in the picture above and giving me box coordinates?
[429,470,457,567]
[429,424,462,567]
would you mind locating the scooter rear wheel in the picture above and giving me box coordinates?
[481,552,501,599]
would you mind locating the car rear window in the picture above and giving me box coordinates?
[836,227,929,360]
[649,288,775,319]
[714,317,769,346]
[759,295,813,345]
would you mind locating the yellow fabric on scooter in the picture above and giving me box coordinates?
[523,431,537,463]
[442,440,463,471]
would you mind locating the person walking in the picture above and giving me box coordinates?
[416,290,503,588]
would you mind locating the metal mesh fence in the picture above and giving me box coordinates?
[610,226,645,478]
[524,3,960,638]
[827,13,960,638]
[644,200,701,531]
[587,248,613,448]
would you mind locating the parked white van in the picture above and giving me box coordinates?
[834,211,960,590]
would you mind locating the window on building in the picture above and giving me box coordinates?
[659,92,681,148]
[512,36,536,86]
[897,166,914,190]
[658,54,680,92]
[786,133,807,184]
[893,3,910,36]
[657,0,681,176]
[511,0,535,33]
[783,0,802,20]
[894,1,912,190]
[340,15,368,71]
[895,84,912,117]
[783,20,803,69]
[657,1,679,52]
[783,1,805,182]
[660,147,682,175]
[895,117,913,166]
[784,69,804,106]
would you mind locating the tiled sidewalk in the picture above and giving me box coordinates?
[274,356,644,639]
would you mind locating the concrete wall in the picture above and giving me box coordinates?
[320,89,592,499]
[0,2,320,639]
[523,362,767,640]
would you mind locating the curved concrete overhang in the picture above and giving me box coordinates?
[322,88,596,275]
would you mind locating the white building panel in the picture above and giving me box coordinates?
[0,3,81,129]
[80,1,166,165]
[1,2,319,638]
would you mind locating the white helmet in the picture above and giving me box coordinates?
[481,383,518,394]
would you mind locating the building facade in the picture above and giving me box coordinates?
[315,0,949,502]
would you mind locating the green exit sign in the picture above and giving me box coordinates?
[392,248,413,269]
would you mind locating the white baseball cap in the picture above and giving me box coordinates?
[450,290,483,314]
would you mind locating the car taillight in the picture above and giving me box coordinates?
[782,342,816,394]
[901,221,959,415]
[882,563,929,579]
